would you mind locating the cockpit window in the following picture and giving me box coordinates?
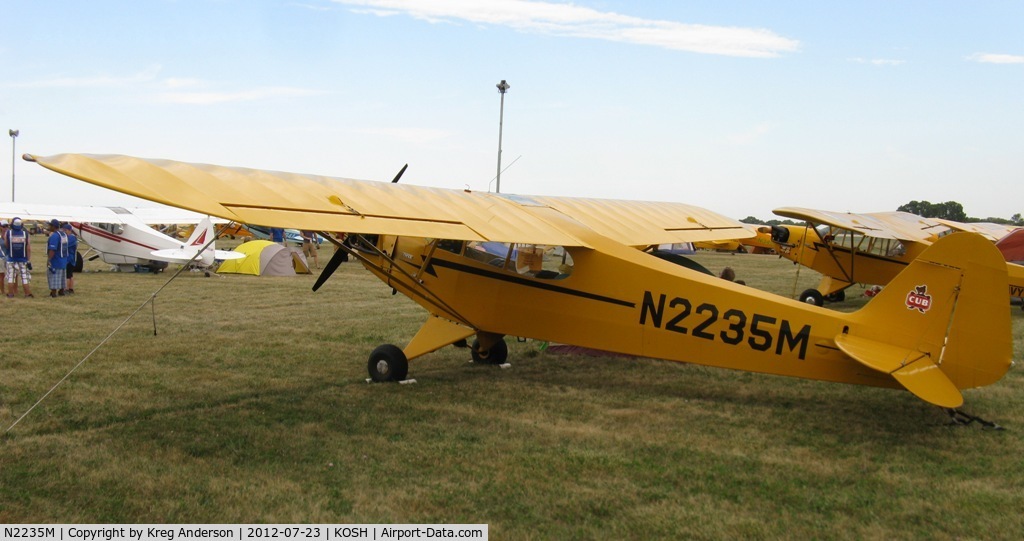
[437,239,464,255]
[464,241,573,279]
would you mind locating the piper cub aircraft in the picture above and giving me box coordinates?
[0,202,243,272]
[762,208,1024,306]
[25,153,1013,410]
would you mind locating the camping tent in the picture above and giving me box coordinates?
[218,240,311,276]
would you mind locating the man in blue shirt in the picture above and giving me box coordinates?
[4,217,33,298]
[0,219,8,297]
[63,222,79,294]
[46,219,69,298]
[270,227,285,245]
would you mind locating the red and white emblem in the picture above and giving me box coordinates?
[906,285,932,313]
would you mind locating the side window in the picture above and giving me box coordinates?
[463,242,573,279]
[437,239,464,255]
[512,244,573,279]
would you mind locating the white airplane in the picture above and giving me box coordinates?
[0,202,243,272]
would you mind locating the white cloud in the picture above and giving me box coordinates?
[332,0,799,58]
[289,2,337,11]
[162,78,207,89]
[155,86,326,105]
[849,57,905,66]
[968,53,1024,64]
[2,65,163,88]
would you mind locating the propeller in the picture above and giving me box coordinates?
[392,163,408,183]
[313,164,408,292]
[312,242,348,292]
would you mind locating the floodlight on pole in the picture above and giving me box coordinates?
[495,80,510,193]
[8,129,18,202]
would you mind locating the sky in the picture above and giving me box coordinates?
[1,0,1022,221]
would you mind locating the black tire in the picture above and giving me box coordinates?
[799,288,824,307]
[471,338,508,365]
[824,290,846,303]
[367,344,408,382]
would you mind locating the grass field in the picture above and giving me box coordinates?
[2,237,1023,539]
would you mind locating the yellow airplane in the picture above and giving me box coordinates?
[25,153,1013,410]
[763,208,1024,306]
[693,239,743,252]
[694,229,776,254]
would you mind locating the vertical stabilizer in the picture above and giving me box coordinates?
[839,233,1011,404]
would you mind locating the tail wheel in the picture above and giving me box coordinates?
[367,344,409,382]
[799,288,824,307]
[471,338,508,365]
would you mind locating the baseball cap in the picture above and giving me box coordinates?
[12,217,23,228]
[0,220,8,226]
[49,219,60,228]
[63,222,73,230]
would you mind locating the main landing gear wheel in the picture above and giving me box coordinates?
[799,288,824,307]
[367,344,409,382]
[824,290,846,303]
[471,338,508,365]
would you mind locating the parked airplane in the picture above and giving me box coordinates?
[0,202,243,272]
[762,208,1024,306]
[25,153,1013,409]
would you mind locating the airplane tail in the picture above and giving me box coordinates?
[837,233,1012,407]
[186,217,215,251]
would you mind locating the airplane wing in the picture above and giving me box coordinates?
[26,153,753,247]
[934,219,1018,242]
[774,207,937,243]
[151,248,246,262]
[0,202,131,224]
[0,201,225,225]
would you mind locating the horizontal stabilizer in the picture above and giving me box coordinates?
[835,334,962,407]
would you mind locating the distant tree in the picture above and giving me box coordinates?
[898,200,931,216]
[980,217,1016,225]
[767,219,802,226]
[736,216,803,226]
[897,200,967,221]
[1013,213,1023,226]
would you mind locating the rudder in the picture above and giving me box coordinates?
[839,233,1011,405]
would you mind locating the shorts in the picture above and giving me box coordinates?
[48,266,67,291]
[6,261,30,284]
[302,241,317,257]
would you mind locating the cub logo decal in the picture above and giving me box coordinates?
[906,285,932,313]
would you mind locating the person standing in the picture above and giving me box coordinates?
[63,222,79,294]
[270,227,285,245]
[46,219,69,298]
[4,217,33,298]
[0,220,8,297]
[301,230,320,269]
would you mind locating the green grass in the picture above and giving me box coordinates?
[2,240,1023,539]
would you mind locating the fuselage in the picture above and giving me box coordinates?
[354,215,1007,394]
[767,224,1024,298]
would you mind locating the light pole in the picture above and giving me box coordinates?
[495,80,510,193]
[8,129,18,202]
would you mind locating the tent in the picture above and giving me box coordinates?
[217,240,311,276]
